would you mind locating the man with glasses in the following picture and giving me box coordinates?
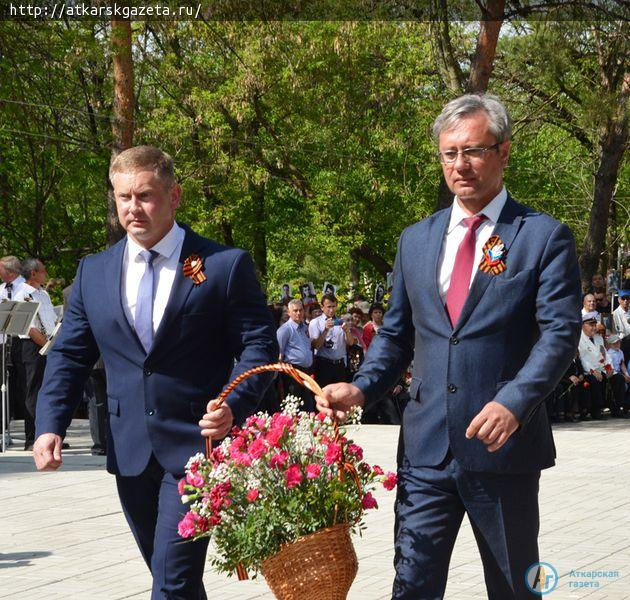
[317,94,581,599]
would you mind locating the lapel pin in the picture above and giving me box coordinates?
[183,254,207,285]
[479,235,506,275]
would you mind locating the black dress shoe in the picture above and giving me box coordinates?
[91,448,106,456]
[24,443,34,451]
[62,442,70,449]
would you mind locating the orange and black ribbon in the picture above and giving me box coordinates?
[478,235,506,275]
[183,254,206,285]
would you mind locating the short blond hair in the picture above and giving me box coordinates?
[109,145,176,187]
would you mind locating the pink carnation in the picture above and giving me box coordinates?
[372,465,384,476]
[346,443,363,461]
[186,471,205,488]
[177,477,186,495]
[305,463,322,479]
[316,412,327,422]
[265,428,282,448]
[177,511,209,538]
[361,492,378,510]
[230,451,252,467]
[285,464,303,488]
[382,472,398,491]
[248,438,267,460]
[270,450,289,469]
[325,442,342,465]
[246,488,260,502]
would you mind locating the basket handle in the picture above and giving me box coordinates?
[204,362,325,459]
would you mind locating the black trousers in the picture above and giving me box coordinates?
[313,357,349,390]
[21,339,46,445]
[584,374,605,417]
[609,373,628,412]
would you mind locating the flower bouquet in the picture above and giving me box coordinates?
[177,363,396,600]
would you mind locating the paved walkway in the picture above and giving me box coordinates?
[1,418,629,599]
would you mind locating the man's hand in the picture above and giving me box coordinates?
[569,375,580,385]
[592,370,603,382]
[315,382,365,422]
[33,433,63,471]
[199,399,234,440]
[325,318,334,330]
[465,401,520,453]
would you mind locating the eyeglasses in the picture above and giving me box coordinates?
[437,143,500,164]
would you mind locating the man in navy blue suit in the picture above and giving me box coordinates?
[33,146,278,599]
[317,95,581,598]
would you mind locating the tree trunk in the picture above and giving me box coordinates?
[579,73,629,290]
[466,0,505,93]
[249,178,267,284]
[433,0,505,212]
[351,245,392,278]
[108,19,134,247]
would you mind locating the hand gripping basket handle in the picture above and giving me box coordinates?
[204,362,326,459]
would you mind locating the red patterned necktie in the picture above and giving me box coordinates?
[445,215,487,327]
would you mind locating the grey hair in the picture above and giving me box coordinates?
[288,299,303,309]
[21,257,41,280]
[432,94,512,143]
[0,255,22,274]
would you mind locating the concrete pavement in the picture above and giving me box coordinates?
[1,418,630,599]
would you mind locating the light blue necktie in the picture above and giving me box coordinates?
[135,249,159,352]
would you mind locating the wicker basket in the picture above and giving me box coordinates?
[208,363,361,598]
[261,523,358,600]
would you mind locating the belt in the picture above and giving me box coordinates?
[316,356,346,366]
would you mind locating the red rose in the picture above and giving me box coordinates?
[246,489,260,502]
[583,381,590,388]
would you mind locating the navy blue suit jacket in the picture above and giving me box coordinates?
[36,224,278,476]
[354,196,582,473]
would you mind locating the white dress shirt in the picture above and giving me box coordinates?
[14,283,58,338]
[0,276,27,342]
[122,222,185,335]
[578,332,608,374]
[0,275,26,301]
[437,187,507,302]
[612,306,630,339]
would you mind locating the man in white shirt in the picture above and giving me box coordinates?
[578,312,609,420]
[33,146,277,599]
[612,289,630,361]
[309,293,356,389]
[0,256,27,442]
[14,258,57,449]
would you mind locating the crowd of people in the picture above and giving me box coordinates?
[547,271,630,423]
[2,251,630,453]
[0,255,106,454]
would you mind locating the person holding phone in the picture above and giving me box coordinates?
[309,293,356,388]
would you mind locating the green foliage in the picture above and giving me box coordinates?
[0,20,626,294]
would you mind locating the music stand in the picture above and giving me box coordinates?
[0,300,40,452]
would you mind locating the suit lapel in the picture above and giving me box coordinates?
[150,227,200,354]
[104,238,140,344]
[428,207,453,329]
[452,195,524,334]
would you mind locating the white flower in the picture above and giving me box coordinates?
[181,495,189,504]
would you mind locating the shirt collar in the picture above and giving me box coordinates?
[447,187,507,234]
[287,318,306,331]
[127,222,184,263]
